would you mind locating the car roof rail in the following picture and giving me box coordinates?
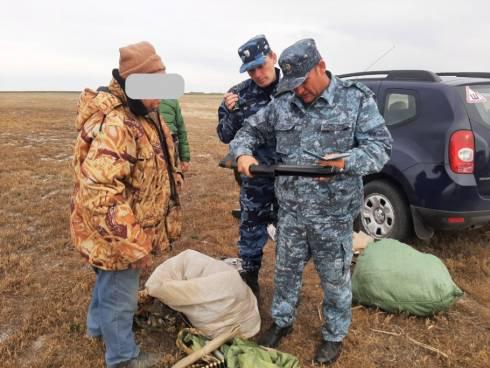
[437,72,490,79]
[338,70,441,82]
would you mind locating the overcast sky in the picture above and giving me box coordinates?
[1,0,489,92]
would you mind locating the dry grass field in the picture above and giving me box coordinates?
[0,92,489,368]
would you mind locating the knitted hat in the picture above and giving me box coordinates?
[119,41,165,79]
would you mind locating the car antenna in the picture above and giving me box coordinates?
[364,44,396,71]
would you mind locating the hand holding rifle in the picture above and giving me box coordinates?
[237,155,259,177]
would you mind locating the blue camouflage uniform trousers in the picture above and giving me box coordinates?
[217,70,280,273]
[230,72,392,341]
[273,209,353,341]
[239,175,276,272]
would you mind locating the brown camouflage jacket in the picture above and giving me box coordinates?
[70,78,179,270]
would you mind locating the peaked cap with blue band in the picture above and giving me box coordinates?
[238,35,271,73]
[277,38,322,93]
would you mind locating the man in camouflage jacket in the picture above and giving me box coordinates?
[217,35,280,297]
[71,41,181,368]
[231,39,392,365]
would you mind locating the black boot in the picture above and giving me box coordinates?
[240,270,260,299]
[257,323,292,348]
[314,340,342,365]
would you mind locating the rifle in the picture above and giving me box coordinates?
[218,153,337,177]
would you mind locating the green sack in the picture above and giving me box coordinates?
[352,239,463,316]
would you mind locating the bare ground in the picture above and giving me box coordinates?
[0,92,488,368]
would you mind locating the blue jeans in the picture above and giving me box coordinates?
[87,267,141,367]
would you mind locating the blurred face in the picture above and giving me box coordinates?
[293,60,329,104]
[247,52,278,88]
[141,70,165,112]
[142,99,160,112]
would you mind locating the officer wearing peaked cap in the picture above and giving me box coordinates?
[217,35,281,299]
[230,38,392,365]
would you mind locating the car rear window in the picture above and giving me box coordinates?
[462,85,490,127]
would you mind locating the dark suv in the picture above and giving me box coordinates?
[338,70,490,240]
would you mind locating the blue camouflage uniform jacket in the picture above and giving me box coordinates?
[230,73,393,220]
[217,68,280,166]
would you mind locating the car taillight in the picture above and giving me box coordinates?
[449,130,474,174]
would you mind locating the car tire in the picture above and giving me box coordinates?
[355,180,412,241]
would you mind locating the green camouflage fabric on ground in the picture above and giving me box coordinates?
[180,330,300,368]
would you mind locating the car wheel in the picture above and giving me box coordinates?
[355,180,412,241]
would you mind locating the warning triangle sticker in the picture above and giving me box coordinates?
[466,86,487,104]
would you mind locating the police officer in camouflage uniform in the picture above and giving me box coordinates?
[217,35,280,297]
[230,39,392,365]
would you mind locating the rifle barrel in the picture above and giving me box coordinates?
[218,159,337,177]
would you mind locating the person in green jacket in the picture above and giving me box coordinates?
[160,99,191,172]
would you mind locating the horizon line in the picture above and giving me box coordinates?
[0,90,224,95]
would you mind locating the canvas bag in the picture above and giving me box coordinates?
[145,250,260,338]
[352,239,464,316]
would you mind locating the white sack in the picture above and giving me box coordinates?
[145,249,260,339]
